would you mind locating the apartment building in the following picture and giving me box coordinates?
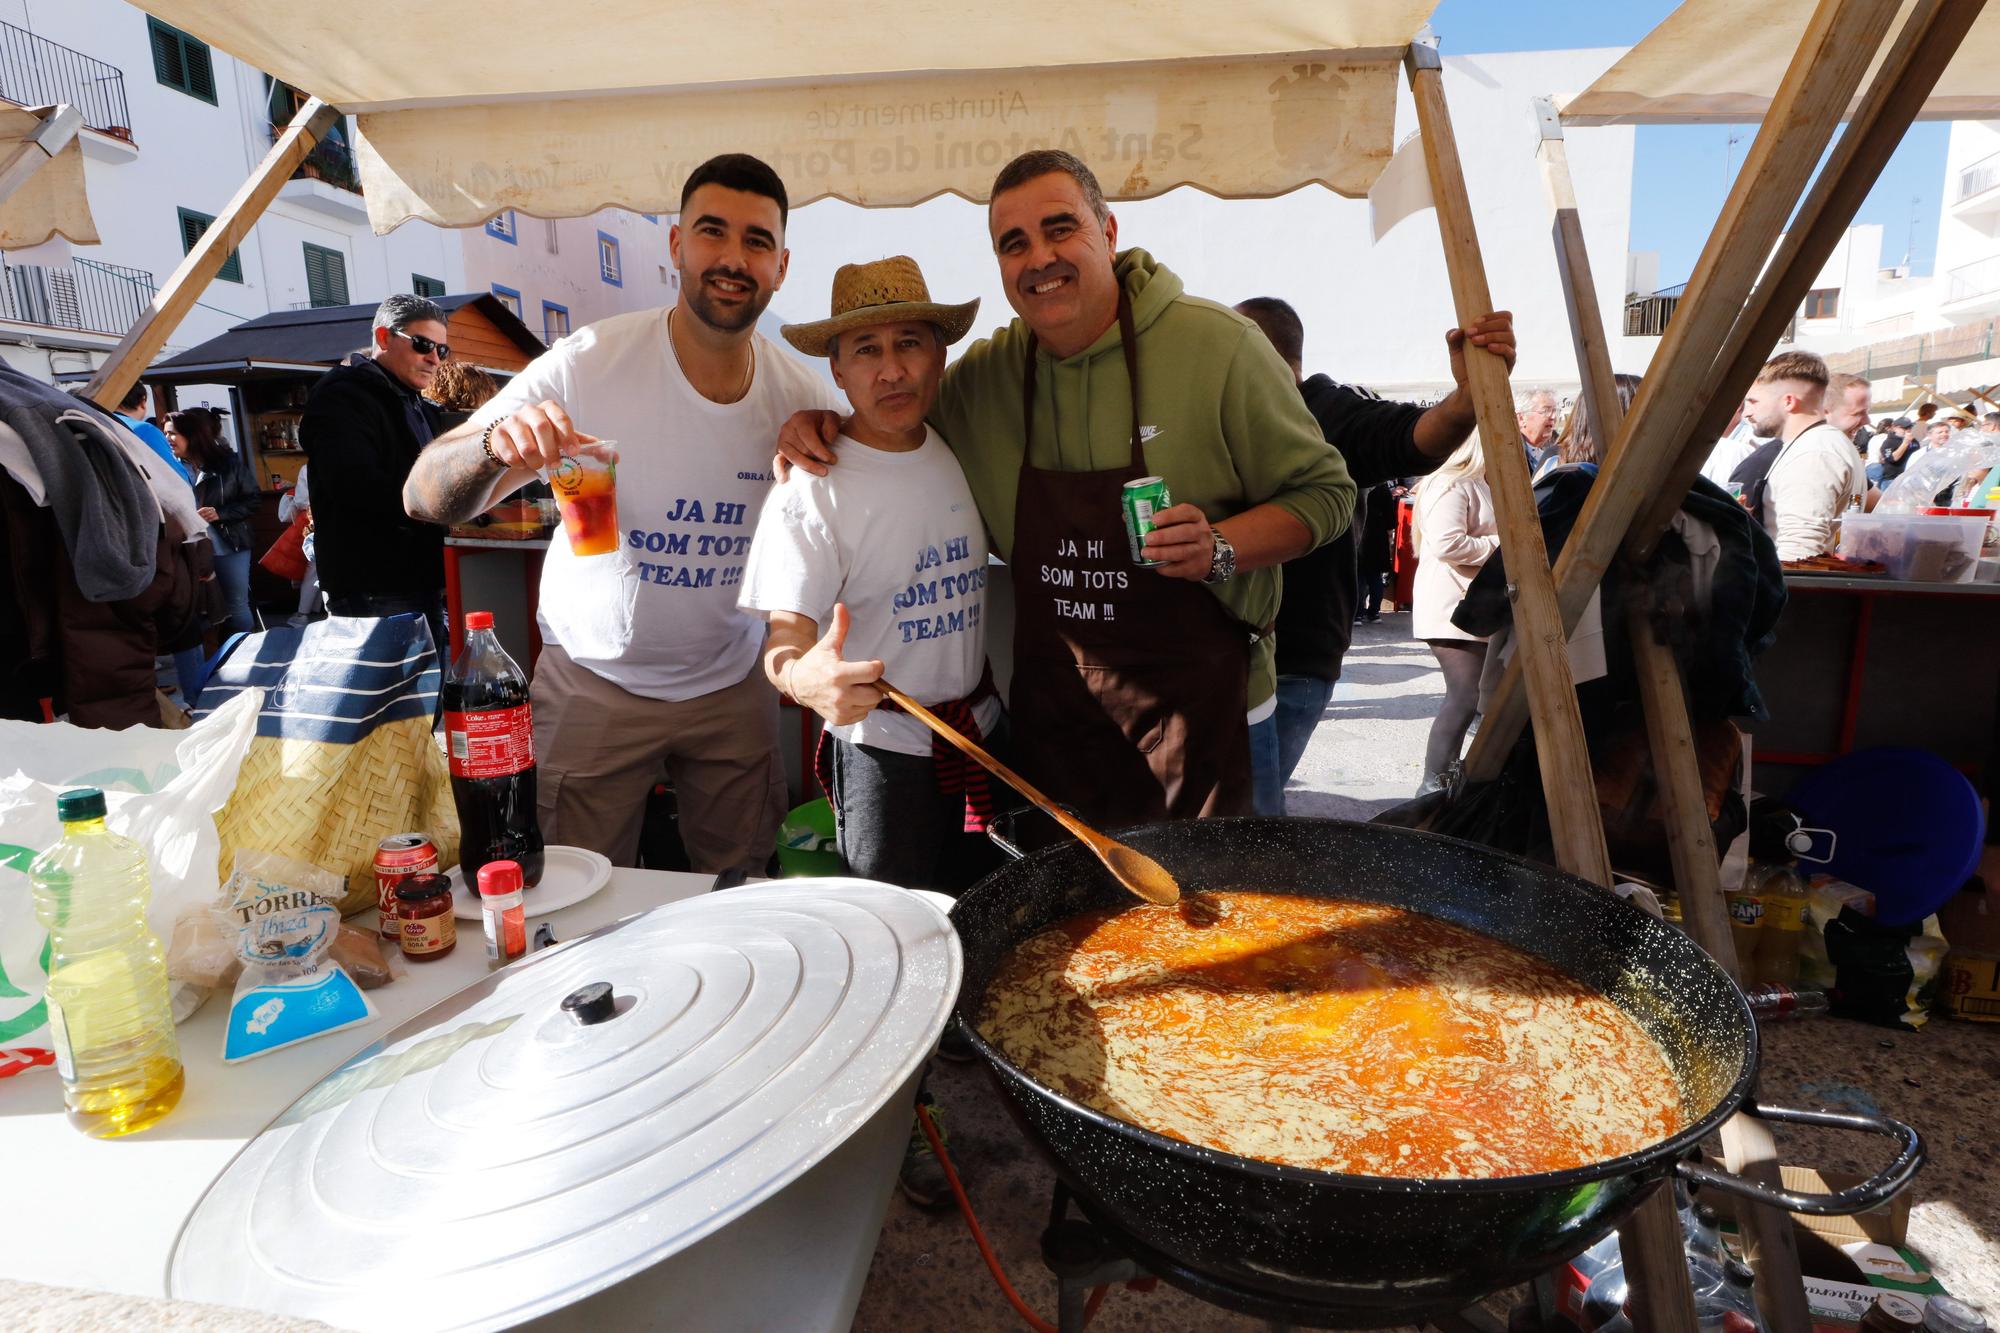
[0,0,464,386]
[461,209,678,347]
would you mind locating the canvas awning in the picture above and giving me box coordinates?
[0,106,98,248]
[134,0,1436,232]
[1561,0,2000,125]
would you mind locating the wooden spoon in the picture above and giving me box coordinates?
[875,680,1181,906]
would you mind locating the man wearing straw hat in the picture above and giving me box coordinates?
[739,256,1005,896]
[780,149,1365,825]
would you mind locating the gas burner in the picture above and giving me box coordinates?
[1037,1180,1514,1333]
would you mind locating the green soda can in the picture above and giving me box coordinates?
[1122,476,1171,566]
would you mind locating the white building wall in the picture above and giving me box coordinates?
[1932,119,2000,320]
[0,0,463,383]
[464,209,676,342]
[773,47,1645,399]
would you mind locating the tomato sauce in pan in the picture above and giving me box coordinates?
[976,892,1685,1179]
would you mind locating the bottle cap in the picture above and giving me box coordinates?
[464,610,495,631]
[1696,1203,1719,1226]
[56,788,106,822]
[478,860,524,896]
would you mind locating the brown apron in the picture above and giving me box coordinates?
[1009,294,1254,828]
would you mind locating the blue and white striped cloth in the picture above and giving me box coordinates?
[193,616,440,743]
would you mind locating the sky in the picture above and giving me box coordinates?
[1429,0,1951,289]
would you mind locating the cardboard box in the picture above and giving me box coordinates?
[1714,1167,1946,1330]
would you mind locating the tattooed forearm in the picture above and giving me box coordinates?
[404,426,530,525]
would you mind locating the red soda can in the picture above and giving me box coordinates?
[374,832,439,939]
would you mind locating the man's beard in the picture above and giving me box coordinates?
[682,265,769,333]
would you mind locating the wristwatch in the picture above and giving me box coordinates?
[1203,528,1236,584]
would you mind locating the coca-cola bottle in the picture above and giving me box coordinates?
[443,611,544,888]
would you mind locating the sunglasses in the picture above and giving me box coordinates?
[391,329,451,360]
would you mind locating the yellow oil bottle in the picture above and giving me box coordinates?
[28,788,184,1137]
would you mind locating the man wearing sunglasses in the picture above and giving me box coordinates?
[301,292,452,650]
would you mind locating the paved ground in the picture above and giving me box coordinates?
[853,607,2000,1330]
[1283,610,1440,819]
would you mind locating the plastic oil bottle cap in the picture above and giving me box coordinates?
[55,788,107,822]
[464,611,494,631]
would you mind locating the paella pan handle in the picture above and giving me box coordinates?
[1673,1100,1926,1216]
[986,803,1085,862]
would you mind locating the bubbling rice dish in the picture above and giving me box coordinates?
[975,892,1685,1179]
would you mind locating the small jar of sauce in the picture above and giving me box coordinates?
[393,874,457,960]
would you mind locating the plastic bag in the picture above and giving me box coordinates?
[1876,429,2000,513]
[1823,906,1947,1029]
[0,690,260,1067]
[218,850,375,1062]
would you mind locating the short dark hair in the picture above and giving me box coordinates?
[1916,401,1938,419]
[1983,411,2000,428]
[374,293,446,335]
[1234,298,1304,368]
[990,149,1108,225]
[119,381,148,412]
[681,153,788,227]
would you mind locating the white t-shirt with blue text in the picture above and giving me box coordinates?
[475,308,843,701]
[739,428,1002,758]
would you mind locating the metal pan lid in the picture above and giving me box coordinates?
[170,880,959,1331]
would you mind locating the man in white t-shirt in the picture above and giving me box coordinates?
[1740,350,1865,562]
[740,257,1004,894]
[404,154,843,876]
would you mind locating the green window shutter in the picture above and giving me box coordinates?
[149,20,185,89]
[412,274,445,299]
[148,19,217,104]
[177,207,242,283]
[304,243,349,308]
[185,38,216,103]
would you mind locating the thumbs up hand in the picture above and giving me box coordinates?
[785,604,885,725]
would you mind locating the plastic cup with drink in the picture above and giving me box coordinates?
[548,442,620,556]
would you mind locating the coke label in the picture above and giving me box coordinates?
[445,704,535,780]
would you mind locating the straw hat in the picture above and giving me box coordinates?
[781,256,979,358]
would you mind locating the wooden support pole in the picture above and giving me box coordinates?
[85,97,341,412]
[1532,97,1625,471]
[1463,0,1919,783]
[1406,42,1613,889]
[1629,606,1813,1333]
[0,103,83,209]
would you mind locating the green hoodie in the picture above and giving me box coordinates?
[931,248,1357,712]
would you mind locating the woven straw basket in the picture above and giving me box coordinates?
[214,715,460,917]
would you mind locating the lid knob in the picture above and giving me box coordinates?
[561,982,618,1025]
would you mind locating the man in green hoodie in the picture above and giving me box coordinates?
[781,150,1356,826]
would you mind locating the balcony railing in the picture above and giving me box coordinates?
[272,123,363,194]
[1955,150,2000,205]
[1624,293,1679,337]
[0,256,155,336]
[0,20,130,138]
[1947,254,2000,305]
